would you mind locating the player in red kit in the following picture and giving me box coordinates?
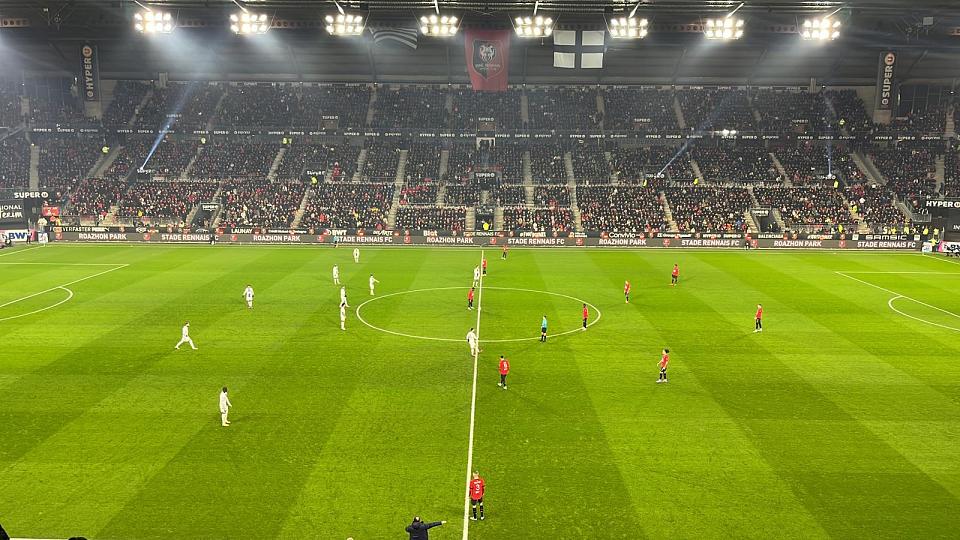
[469,471,486,521]
[624,280,631,303]
[671,264,679,286]
[498,355,510,389]
[657,348,670,383]
[754,303,763,333]
[467,287,475,310]
[501,243,508,260]
[581,303,589,330]
[482,258,488,276]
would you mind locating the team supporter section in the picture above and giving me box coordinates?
[678,88,755,132]
[217,84,295,129]
[534,185,571,207]
[134,82,223,130]
[36,136,102,195]
[278,143,360,181]
[665,186,753,233]
[0,137,30,188]
[602,87,678,133]
[610,146,692,183]
[116,181,218,225]
[102,81,150,127]
[145,139,200,178]
[359,141,400,180]
[825,89,874,136]
[404,142,441,182]
[693,144,779,183]
[493,185,526,206]
[569,142,611,185]
[296,85,370,131]
[300,182,392,229]
[491,142,524,182]
[773,144,833,185]
[449,88,523,130]
[444,143,480,183]
[444,182,480,206]
[526,87,600,130]
[218,179,306,228]
[944,150,960,197]
[751,90,832,134]
[578,186,667,233]
[191,141,279,180]
[0,79,23,128]
[502,206,573,233]
[102,139,150,180]
[845,183,907,230]
[371,86,446,129]
[25,77,90,126]
[398,178,439,205]
[67,178,126,221]
[395,206,466,231]
[868,143,938,210]
[754,186,855,234]
[529,143,568,184]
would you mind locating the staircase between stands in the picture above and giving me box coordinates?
[660,192,679,233]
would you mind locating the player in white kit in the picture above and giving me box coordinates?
[175,321,198,350]
[340,286,349,308]
[466,327,479,357]
[369,274,380,295]
[473,266,481,287]
[243,284,254,309]
[353,248,360,263]
[333,264,341,285]
[219,387,232,427]
[340,303,347,330]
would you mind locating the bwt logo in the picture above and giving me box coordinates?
[3,231,30,241]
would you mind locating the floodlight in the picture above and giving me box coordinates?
[514,13,553,38]
[134,9,174,34]
[230,11,270,34]
[704,17,744,40]
[325,11,365,35]
[801,17,841,40]
[608,16,648,39]
[420,13,460,36]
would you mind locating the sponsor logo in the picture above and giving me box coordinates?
[878,51,896,108]
[925,199,960,208]
[78,232,128,241]
[772,240,823,248]
[472,39,504,78]
[81,44,97,100]
[13,191,49,199]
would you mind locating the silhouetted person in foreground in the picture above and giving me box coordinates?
[406,516,446,539]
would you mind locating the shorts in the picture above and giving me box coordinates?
[541,327,547,333]
[659,367,667,374]
[471,497,483,505]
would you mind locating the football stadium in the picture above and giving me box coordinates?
[1,0,960,538]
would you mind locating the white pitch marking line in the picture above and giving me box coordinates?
[0,262,129,266]
[463,250,484,540]
[354,287,602,343]
[835,271,960,274]
[0,286,73,322]
[836,271,960,331]
[922,253,960,266]
[0,264,127,311]
[0,246,42,258]
[888,296,960,333]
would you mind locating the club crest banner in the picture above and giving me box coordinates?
[465,29,511,91]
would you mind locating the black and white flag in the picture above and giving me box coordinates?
[370,27,419,49]
[553,30,606,69]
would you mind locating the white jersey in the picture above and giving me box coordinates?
[243,286,254,300]
[219,391,231,412]
[182,324,190,338]
[369,276,379,288]
[473,267,480,281]
[353,248,360,261]
[340,287,348,302]
[333,266,340,279]
[340,305,346,321]
[466,330,478,345]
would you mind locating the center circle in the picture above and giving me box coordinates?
[355,286,601,343]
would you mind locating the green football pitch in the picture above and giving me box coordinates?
[1,244,960,539]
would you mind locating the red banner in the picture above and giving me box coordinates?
[465,29,511,91]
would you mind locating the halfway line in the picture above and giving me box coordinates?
[462,250,484,540]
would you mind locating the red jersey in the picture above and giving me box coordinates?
[582,306,589,319]
[499,358,510,375]
[624,281,631,294]
[470,477,485,500]
[468,289,475,301]
[482,259,488,269]
[672,266,679,277]
[755,306,763,319]
[502,245,508,252]
[659,353,669,369]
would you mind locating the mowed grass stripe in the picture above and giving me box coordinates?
[575,251,829,539]
[277,249,472,538]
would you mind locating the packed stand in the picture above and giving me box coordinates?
[191,141,279,180]
[399,179,439,205]
[68,178,126,220]
[602,88,678,133]
[278,142,360,181]
[868,143,938,209]
[825,90,873,136]
[300,183,393,230]
[578,186,667,233]
[678,89,755,132]
[493,186,526,206]
[102,81,150,127]
[882,104,947,135]
[103,139,151,180]
[295,85,370,131]
[218,179,306,228]
[944,150,960,197]
[833,149,867,185]
[491,143,524,183]
[533,186,571,207]
[372,87,446,129]
[501,207,573,233]
[529,143,568,184]
[845,183,905,230]
[569,142,611,185]
[360,141,401,180]
[117,181,218,224]
[0,137,30,188]
[134,82,223,131]
[0,79,23,128]
[610,146,693,183]
[37,136,102,195]
[444,143,480,183]
[754,186,855,234]
[395,206,466,231]
[664,186,754,233]
[449,89,523,131]
[443,183,480,206]
[145,139,200,178]
[526,87,600,131]
[26,77,89,126]
[217,84,294,129]
[774,144,833,185]
[752,90,832,134]
[693,145,779,183]
[405,143,441,182]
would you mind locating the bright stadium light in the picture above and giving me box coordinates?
[324,12,365,36]
[801,17,841,41]
[704,17,744,40]
[420,14,460,36]
[513,14,554,37]
[134,10,174,34]
[230,12,270,35]
[608,16,648,39]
